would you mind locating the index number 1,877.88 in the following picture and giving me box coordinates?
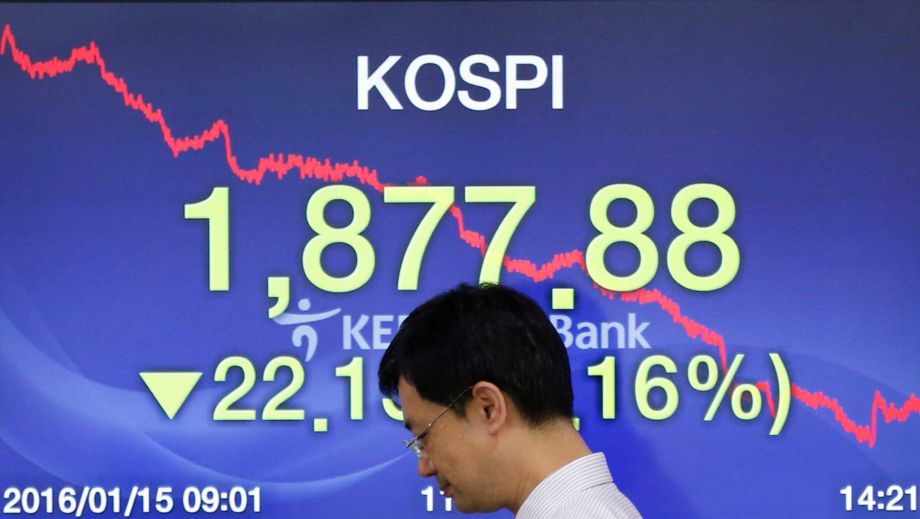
[184,183,739,294]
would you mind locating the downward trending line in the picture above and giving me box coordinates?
[2,23,917,447]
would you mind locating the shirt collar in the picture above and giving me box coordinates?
[516,452,613,519]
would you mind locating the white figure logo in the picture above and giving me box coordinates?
[272,298,341,362]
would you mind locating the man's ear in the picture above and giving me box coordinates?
[470,382,507,435]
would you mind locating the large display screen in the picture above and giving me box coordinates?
[1,3,917,517]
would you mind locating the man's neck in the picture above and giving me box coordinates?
[504,419,592,514]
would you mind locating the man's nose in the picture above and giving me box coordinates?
[418,455,436,478]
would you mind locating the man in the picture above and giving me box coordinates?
[378,283,642,518]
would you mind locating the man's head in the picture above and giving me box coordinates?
[378,283,575,512]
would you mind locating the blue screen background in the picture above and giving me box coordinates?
[0,3,918,517]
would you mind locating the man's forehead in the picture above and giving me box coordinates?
[396,378,421,431]
[396,377,416,403]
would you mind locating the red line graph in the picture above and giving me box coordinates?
[2,24,917,448]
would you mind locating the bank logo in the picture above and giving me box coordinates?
[272,298,341,362]
[274,303,652,361]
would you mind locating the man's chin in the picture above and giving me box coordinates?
[451,495,500,514]
[453,499,475,513]
[449,493,472,513]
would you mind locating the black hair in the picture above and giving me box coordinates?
[378,283,574,425]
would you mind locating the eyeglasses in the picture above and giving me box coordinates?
[404,386,473,458]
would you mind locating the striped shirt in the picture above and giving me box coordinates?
[516,453,642,519]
